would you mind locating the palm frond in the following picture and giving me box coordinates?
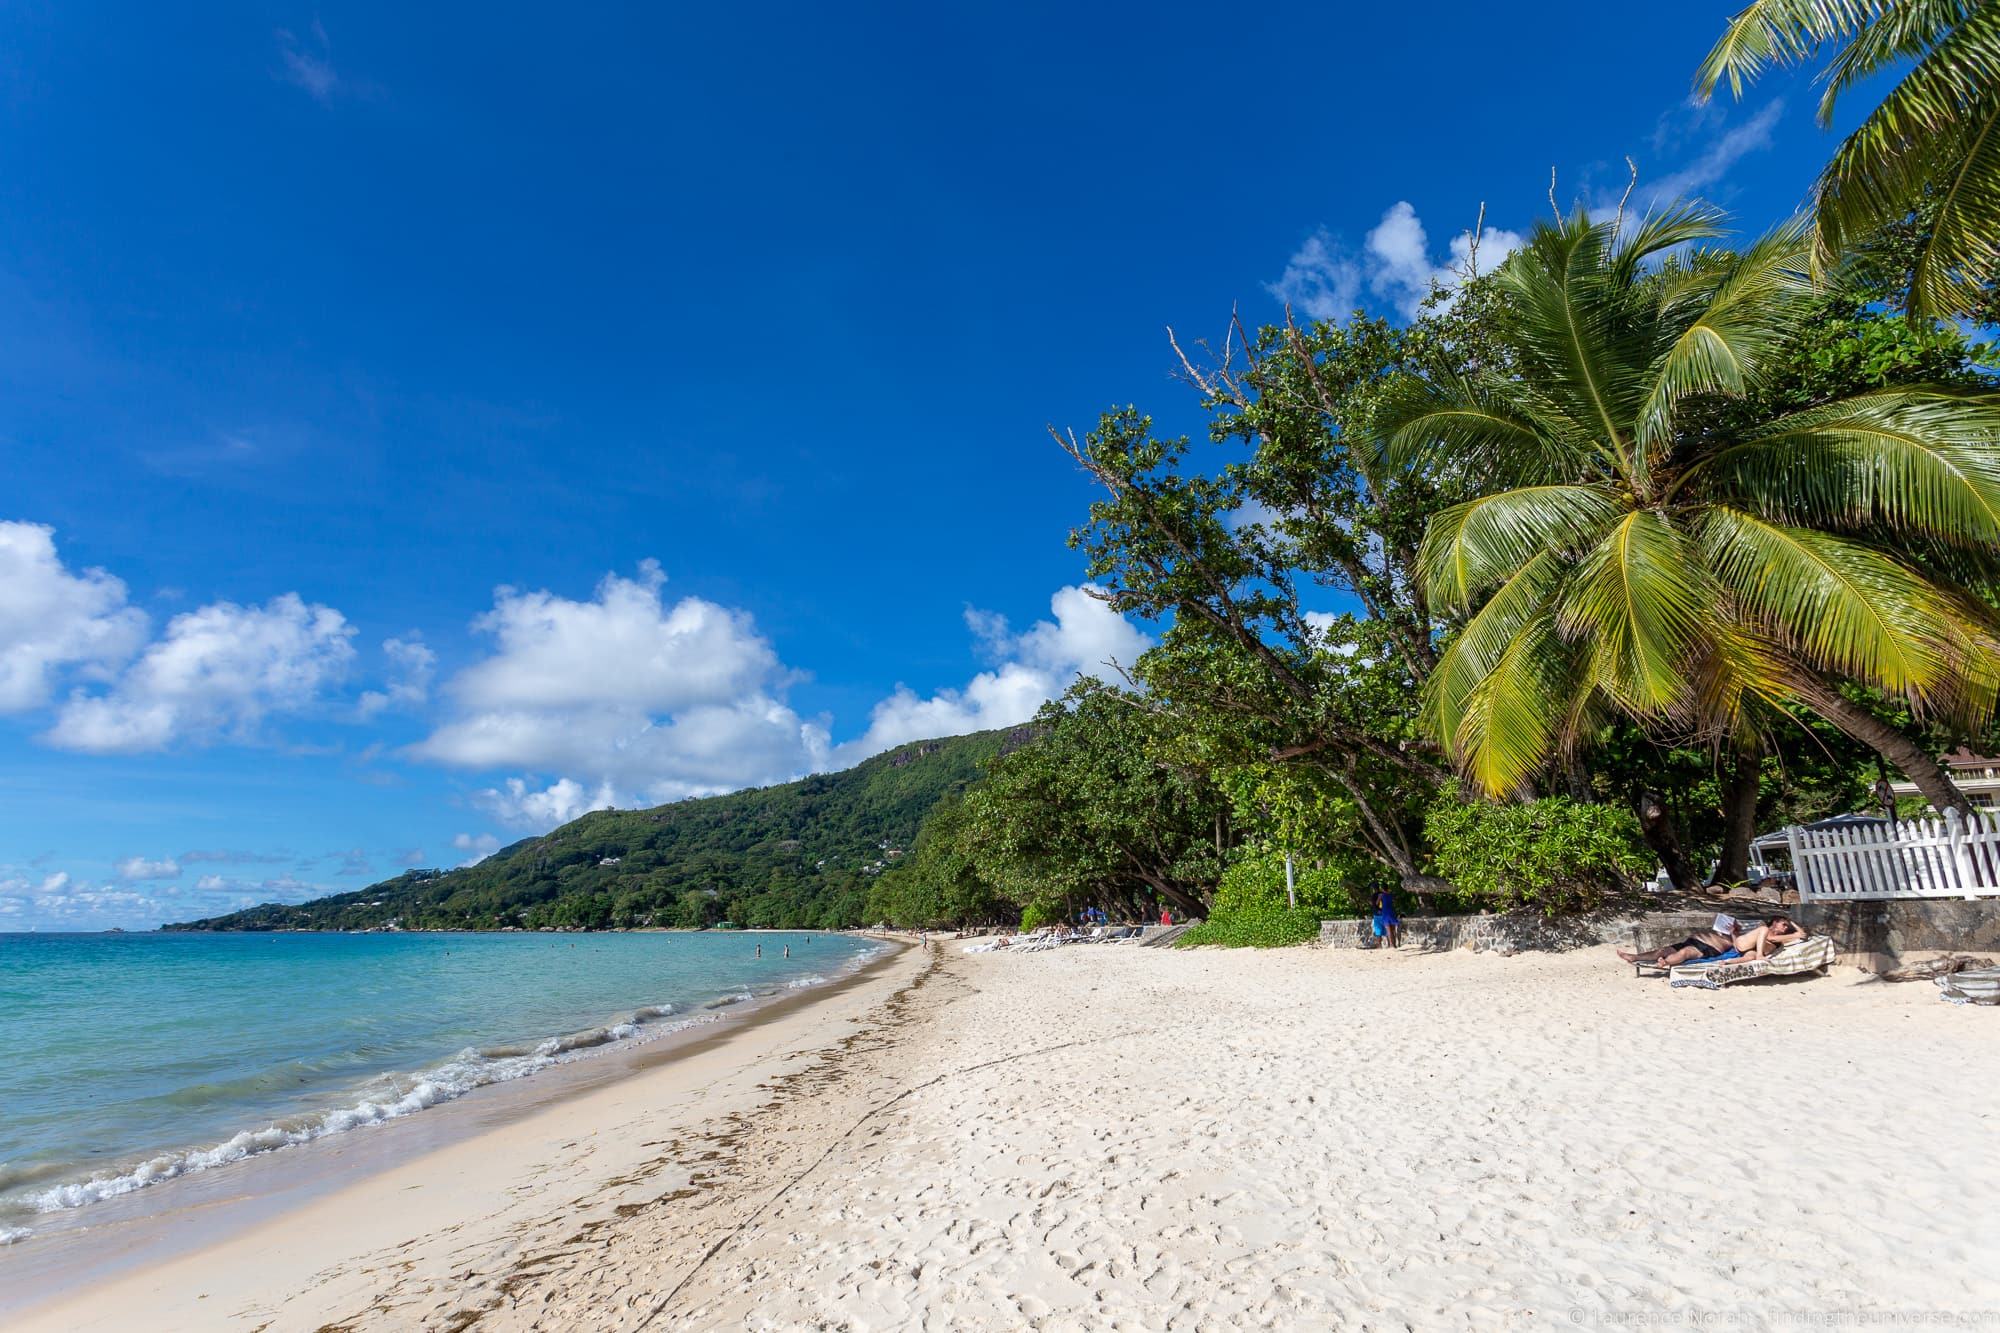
[1909,91,2000,316]
[1812,4,2000,309]
[1610,200,1732,285]
[1417,484,1626,611]
[1695,0,1891,99]
[1557,510,1720,715]
[1371,374,1586,482]
[1423,554,1561,761]
[1818,0,1974,125]
[1499,215,1661,482]
[1449,612,1582,796]
[1693,389,2000,545]
[1638,217,1814,449]
[1697,505,1954,698]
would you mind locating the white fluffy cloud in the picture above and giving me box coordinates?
[471,776,621,829]
[1272,103,1781,326]
[1268,203,1522,324]
[1,855,338,928]
[409,566,1151,832]
[410,564,831,827]
[0,522,149,713]
[45,593,357,753]
[1365,202,1526,319]
[453,560,778,714]
[0,864,307,931]
[835,584,1151,763]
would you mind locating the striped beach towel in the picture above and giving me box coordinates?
[1670,935,1837,990]
[1937,967,2000,1006]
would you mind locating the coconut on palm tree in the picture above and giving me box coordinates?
[1370,206,2000,866]
[1696,0,2000,318]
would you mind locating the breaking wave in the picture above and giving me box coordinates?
[21,1000,719,1220]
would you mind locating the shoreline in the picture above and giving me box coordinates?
[0,934,918,1328]
[12,939,1997,1328]
[0,929,883,1242]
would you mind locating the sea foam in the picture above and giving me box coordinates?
[25,1003,715,1219]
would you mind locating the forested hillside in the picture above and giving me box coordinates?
[165,730,1021,932]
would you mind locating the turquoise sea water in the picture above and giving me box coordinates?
[0,929,879,1239]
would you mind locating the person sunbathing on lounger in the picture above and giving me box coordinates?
[1617,924,1739,968]
[1730,914,1806,961]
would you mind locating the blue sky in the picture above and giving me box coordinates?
[3,3,1850,928]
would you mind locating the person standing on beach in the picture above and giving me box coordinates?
[1371,890,1401,949]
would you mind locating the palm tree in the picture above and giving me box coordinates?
[1371,207,2000,839]
[1696,0,2000,317]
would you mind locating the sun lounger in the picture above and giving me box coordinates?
[1635,948,1738,978]
[1936,967,2000,1005]
[1669,935,1836,989]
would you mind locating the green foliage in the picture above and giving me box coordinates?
[1018,902,1054,932]
[1060,303,1499,890]
[1424,794,1651,916]
[166,732,1014,932]
[1176,900,1323,949]
[1372,209,2000,801]
[946,682,1230,922]
[1176,851,1375,948]
[864,792,1013,929]
[1696,0,2000,318]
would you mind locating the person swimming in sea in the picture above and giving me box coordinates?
[755,942,762,959]
[783,944,790,959]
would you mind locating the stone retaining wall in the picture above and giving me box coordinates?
[1799,898,2000,956]
[1320,900,2000,960]
[1316,911,1686,953]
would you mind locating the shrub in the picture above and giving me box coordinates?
[1424,794,1650,916]
[1177,851,1379,948]
[1177,899,1324,948]
[1018,901,1053,933]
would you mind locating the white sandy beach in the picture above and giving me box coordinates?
[13,939,2000,1331]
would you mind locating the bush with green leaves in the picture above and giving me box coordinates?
[1424,794,1650,916]
[1177,851,1375,948]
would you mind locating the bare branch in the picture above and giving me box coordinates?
[1611,156,1638,241]
[1463,201,1487,280]
[1230,303,1259,371]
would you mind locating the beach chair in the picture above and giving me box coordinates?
[1669,935,1837,989]
[1936,967,2000,1005]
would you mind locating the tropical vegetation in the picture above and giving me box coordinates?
[1697,0,2000,317]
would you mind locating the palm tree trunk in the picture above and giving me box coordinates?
[1800,683,1973,816]
[1710,743,1762,887]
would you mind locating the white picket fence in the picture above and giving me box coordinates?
[1788,808,2000,902]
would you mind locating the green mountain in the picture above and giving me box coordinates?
[164,730,1021,932]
